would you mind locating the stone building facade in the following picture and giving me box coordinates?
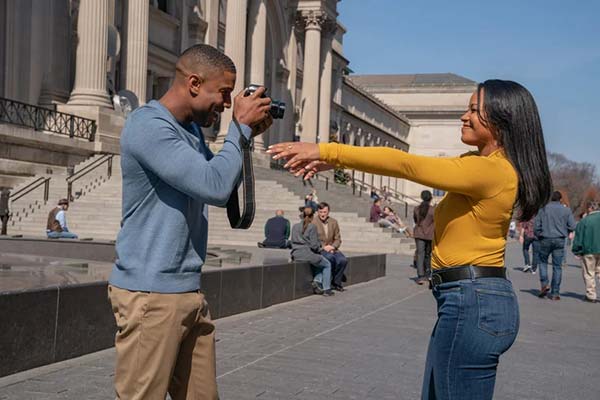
[1,0,475,204]
[349,73,478,200]
[0,0,408,158]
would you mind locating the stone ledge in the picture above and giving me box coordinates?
[0,238,386,377]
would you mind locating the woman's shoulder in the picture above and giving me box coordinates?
[306,223,318,231]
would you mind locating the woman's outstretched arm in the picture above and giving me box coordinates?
[269,142,514,200]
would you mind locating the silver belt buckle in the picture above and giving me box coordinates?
[431,273,443,288]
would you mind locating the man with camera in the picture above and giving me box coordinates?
[107,44,272,400]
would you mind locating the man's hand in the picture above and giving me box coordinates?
[251,114,273,138]
[233,86,272,133]
[519,235,524,244]
[324,244,336,253]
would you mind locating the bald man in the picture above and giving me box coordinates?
[261,209,291,248]
[108,44,272,400]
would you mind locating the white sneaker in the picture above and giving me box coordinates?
[532,269,537,275]
[522,265,532,273]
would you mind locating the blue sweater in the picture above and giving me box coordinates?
[109,100,251,293]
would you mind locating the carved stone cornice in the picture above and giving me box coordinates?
[296,10,328,32]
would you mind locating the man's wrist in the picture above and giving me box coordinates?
[231,120,252,149]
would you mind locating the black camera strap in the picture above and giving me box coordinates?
[226,120,255,229]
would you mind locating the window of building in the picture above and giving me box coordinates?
[151,0,168,13]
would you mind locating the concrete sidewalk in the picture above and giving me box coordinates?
[1,242,599,399]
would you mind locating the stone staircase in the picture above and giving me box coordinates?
[8,156,415,254]
[254,162,416,221]
[8,154,111,229]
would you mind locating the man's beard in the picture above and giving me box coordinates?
[196,110,220,128]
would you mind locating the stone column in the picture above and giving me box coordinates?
[38,0,71,106]
[217,0,248,142]
[67,0,112,106]
[247,0,267,151]
[204,0,220,47]
[298,10,325,143]
[317,25,334,143]
[123,0,149,104]
[287,28,299,140]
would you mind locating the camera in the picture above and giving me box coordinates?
[244,84,286,119]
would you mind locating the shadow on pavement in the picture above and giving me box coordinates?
[519,288,544,298]
[560,291,587,301]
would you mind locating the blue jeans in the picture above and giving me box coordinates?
[522,237,540,270]
[47,231,78,239]
[416,239,433,279]
[321,251,347,287]
[422,277,519,400]
[312,256,332,291]
[538,238,565,295]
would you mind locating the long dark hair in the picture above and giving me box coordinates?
[302,207,314,233]
[417,190,432,222]
[477,80,552,221]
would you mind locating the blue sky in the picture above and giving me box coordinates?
[338,0,600,170]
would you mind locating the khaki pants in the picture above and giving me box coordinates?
[108,285,218,400]
[581,254,600,300]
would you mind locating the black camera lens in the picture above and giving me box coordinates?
[270,101,286,119]
[244,84,285,119]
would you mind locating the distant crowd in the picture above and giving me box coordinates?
[259,187,438,295]
[515,190,600,303]
[44,186,599,303]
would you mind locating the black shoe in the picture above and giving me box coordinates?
[322,289,335,296]
[311,281,324,295]
[332,284,345,292]
[584,297,597,303]
[538,285,550,298]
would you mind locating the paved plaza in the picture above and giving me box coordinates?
[0,241,598,399]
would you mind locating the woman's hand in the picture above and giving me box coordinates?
[267,142,320,168]
[291,161,334,179]
[267,142,334,179]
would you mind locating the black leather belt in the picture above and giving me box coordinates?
[226,120,255,230]
[431,266,507,288]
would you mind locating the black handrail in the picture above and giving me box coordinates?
[0,97,96,141]
[10,177,51,204]
[66,154,114,202]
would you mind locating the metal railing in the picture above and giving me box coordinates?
[67,154,114,202]
[10,177,51,204]
[0,97,96,141]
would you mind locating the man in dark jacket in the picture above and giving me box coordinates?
[260,210,291,249]
[572,201,600,303]
[534,191,576,300]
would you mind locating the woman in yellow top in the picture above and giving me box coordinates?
[268,80,552,400]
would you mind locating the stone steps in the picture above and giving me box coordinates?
[8,156,417,254]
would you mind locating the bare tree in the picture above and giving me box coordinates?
[547,152,599,213]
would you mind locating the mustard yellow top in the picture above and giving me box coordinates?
[319,143,518,269]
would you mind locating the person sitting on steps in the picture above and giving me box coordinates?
[290,206,334,296]
[46,198,78,239]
